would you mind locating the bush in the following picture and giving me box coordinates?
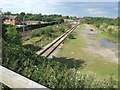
[42,26,53,36]
[31,29,43,38]
[100,23,108,29]
[95,24,100,28]
[3,43,117,88]
[5,29,22,45]
[59,26,65,33]
[2,24,7,40]
[3,41,118,88]
[52,26,59,32]
[67,33,75,39]
[108,28,112,34]
[66,24,72,28]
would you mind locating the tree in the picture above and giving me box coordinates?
[55,17,64,24]
[4,11,11,15]
[5,29,22,45]
[19,12,26,21]
[20,12,25,17]
[64,16,69,19]
[2,24,7,40]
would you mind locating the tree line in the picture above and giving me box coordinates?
[80,17,119,27]
[2,12,77,24]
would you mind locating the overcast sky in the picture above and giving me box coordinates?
[0,0,119,18]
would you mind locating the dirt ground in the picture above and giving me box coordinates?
[49,24,118,64]
[81,24,118,64]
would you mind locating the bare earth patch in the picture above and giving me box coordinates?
[81,24,118,64]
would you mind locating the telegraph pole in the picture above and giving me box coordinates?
[23,11,32,34]
[22,15,25,40]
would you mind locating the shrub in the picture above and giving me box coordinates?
[59,26,65,33]
[111,30,118,38]
[3,41,118,88]
[5,29,22,45]
[100,23,108,29]
[52,26,59,32]
[95,24,100,28]
[31,29,43,38]
[42,26,53,36]
[108,28,112,34]
[67,33,75,39]
[66,24,72,28]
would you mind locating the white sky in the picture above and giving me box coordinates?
[0,0,119,17]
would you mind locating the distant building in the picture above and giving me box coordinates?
[40,21,48,24]
[25,21,40,25]
[77,17,84,20]
[3,15,20,25]
[25,21,48,25]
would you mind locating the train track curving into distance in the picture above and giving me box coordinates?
[36,23,79,58]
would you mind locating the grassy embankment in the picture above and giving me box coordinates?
[22,24,71,51]
[22,35,55,50]
[56,24,118,80]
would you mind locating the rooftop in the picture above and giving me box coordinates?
[25,21,40,23]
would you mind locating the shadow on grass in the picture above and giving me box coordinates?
[50,57,85,69]
[23,44,41,51]
[71,37,77,39]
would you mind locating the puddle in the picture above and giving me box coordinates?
[100,38,117,48]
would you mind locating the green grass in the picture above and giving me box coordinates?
[22,36,43,45]
[97,32,118,43]
[81,59,118,80]
[64,19,74,22]
[22,35,56,49]
[96,28,120,50]
[57,24,118,80]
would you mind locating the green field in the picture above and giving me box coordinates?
[56,24,118,80]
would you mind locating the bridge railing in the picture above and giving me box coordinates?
[0,65,50,90]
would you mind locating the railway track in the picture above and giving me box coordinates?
[36,24,79,57]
